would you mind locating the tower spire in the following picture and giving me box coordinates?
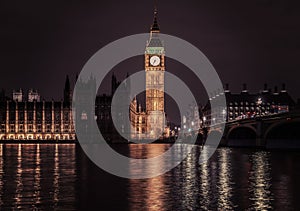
[151,4,160,32]
[64,75,71,102]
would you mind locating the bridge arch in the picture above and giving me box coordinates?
[264,119,300,140]
[227,125,257,139]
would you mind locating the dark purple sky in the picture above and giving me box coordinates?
[1,0,300,103]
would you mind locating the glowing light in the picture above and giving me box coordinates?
[257,97,263,105]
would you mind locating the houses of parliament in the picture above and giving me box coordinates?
[0,77,75,141]
[0,9,169,141]
[0,73,129,141]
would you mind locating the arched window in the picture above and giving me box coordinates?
[81,112,88,120]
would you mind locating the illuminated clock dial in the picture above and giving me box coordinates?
[150,55,160,66]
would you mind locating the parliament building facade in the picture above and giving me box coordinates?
[0,76,75,141]
[0,74,121,141]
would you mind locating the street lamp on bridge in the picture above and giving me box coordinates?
[256,97,263,117]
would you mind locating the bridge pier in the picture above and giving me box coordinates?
[255,138,265,148]
[255,119,265,147]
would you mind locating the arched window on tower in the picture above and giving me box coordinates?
[81,112,88,120]
[154,101,157,110]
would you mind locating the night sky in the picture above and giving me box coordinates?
[1,0,300,105]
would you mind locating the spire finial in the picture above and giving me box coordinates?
[154,0,158,13]
[151,1,160,32]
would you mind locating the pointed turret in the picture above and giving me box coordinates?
[75,73,79,83]
[151,8,160,32]
[125,72,131,93]
[64,75,71,102]
[111,72,117,96]
[65,75,70,90]
[146,7,163,49]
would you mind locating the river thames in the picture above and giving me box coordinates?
[0,143,299,210]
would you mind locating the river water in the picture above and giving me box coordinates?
[0,143,299,210]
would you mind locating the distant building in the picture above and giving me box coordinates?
[202,83,296,128]
[181,102,200,134]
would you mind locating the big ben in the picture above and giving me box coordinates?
[145,9,166,139]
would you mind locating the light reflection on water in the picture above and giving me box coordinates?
[199,148,211,210]
[0,143,298,210]
[0,144,77,210]
[0,144,3,208]
[216,148,235,210]
[249,151,273,210]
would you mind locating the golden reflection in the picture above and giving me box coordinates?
[129,144,169,176]
[15,144,23,208]
[145,176,166,211]
[53,144,59,203]
[129,145,166,211]
[199,147,211,209]
[34,144,41,205]
[181,149,196,209]
[249,151,273,210]
[0,144,77,209]
[64,144,76,203]
[144,145,165,211]
[69,144,76,176]
[0,144,3,207]
[217,148,234,210]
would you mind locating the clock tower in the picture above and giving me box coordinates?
[145,8,166,139]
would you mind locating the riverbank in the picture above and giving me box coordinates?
[0,138,299,149]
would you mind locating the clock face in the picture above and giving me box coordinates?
[150,55,160,66]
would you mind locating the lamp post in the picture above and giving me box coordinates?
[222,109,226,123]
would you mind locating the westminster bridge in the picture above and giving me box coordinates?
[202,109,300,148]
